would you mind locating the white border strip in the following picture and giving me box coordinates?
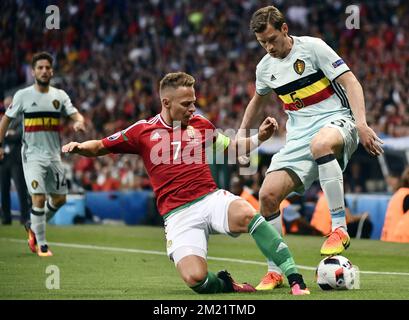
[2,238,409,276]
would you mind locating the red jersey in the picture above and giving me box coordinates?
[102,114,218,215]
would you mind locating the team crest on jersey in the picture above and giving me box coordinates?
[31,180,39,190]
[293,59,305,75]
[52,100,60,109]
[186,126,195,139]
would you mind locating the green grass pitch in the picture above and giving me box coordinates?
[1,224,409,300]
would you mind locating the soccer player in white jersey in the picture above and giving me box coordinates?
[0,52,85,257]
[238,6,384,290]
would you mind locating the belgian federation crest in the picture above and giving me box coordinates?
[52,99,60,110]
[31,180,39,190]
[293,59,305,75]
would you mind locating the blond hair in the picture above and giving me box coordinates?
[159,72,195,94]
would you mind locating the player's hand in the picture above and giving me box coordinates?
[357,124,384,156]
[62,142,81,154]
[73,121,86,132]
[258,117,278,142]
[0,147,4,160]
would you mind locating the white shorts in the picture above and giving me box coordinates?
[267,116,359,193]
[164,189,241,265]
[23,160,68,195]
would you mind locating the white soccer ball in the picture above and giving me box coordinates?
[316,255,359,290]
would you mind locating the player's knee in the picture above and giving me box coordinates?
[182,269,208,288]
[242,207,256,228]
[228,201,256,233]
[259,189,281,214]
[32,194,46,207]
[236,205,256,232]
[310,136,332,158]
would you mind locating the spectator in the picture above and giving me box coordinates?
[280,194,322,236]
[230,175,259,211]
[381,166,409,242]
[0,97,31,225]
[1,0,408,192]
[387,207,409,243]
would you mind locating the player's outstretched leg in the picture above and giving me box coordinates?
[257,170,299,290]
[316,154,350,255]
[176,254,255,294]
[256,212,284,290]
[189,270,256,294]
[216,270,256,293]
[248,214,310,295]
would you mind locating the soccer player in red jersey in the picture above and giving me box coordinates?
[62,72,310,295]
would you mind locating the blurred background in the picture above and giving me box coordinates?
[1,0,408,241]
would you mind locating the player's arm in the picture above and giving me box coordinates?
[238,93,271,138]
[217,116,278,156]
[336,72,383,156]
[4,116,23,143]
[62,140,109,157]
[69,112,86,132]
[0,115,12,160]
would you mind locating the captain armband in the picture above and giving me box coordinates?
[213,133,231,153]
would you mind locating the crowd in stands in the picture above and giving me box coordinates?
[1,0,408,194]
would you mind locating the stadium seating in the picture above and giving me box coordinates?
[1,1,407,238]
[48,195,86,225]
[4,191,391,237]
[5,191,150,226]
[85,191,150,225]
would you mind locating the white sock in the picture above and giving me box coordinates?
[317,154,347,231]
[31,207,46,246]
[266,212,283,274]
[265,211,283,234]
[267,260,283,274]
